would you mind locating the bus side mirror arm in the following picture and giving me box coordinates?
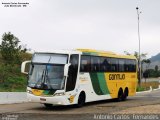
[21,61,31,74]
[64,63,71,77]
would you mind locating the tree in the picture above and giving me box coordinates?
[124,51,151,84]
[154,65,159,77]
[124,51,150,68]
[124,51,149,62]
[0,32,27,64]
[155,65,158,72]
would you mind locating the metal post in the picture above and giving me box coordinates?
[136,7,141,85]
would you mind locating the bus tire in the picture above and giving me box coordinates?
[123,88,128,101]
[117,88,123,102]
[44,103,53,108]
[77,92,86,107]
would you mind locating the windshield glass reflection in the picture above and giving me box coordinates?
[28,64,65,90]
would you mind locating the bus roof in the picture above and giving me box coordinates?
[34,49,136,60]
[77,49,136,59]
[34,49,81,55]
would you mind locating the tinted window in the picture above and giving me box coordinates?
[125,59,136,72]
[80,55,136,73]
[125,60,130,72]
[119,59,125,72]
[32,53,68,64]
[110,58,118,72]
[80,56,91,72]
[100,57,111,72]
[91,56,100,72]
[130,60,136,72]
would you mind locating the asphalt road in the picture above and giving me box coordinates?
[0,90,160,120]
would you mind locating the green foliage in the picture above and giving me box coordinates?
[0,32,27,65]
[137,81,159,92]
[0,76,27,92]
[155,65,158,72]
[19,52,32,62]
[0,32,32,92]
[136,86,145,92]
[144,69,160,78]
[124,51,150,65]
[0,63,29,92]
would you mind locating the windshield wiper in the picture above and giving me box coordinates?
[34,69,45,88]
[44,68,54,89]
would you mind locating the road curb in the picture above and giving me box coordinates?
[136,86,160,94]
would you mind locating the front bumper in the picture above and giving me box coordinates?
[27,93,71,105]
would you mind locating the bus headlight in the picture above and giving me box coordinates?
[54,92,65,96]
[27,90,33,94]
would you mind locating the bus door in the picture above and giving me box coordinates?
[66,54,79,92]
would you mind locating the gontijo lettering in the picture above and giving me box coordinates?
[109,74,125,80]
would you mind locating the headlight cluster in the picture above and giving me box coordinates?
[53,92,65,96]
[27,90,33,94]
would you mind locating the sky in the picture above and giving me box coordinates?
[0,0,160,58]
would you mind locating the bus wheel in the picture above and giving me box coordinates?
[123,88,128,101]
[44,103,53,108]
[117,88,123,102]
[77,92,86,107]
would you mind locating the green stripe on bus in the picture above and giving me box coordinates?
[97,73,110,95]
[90,73,103,95]
[83,52,98,56]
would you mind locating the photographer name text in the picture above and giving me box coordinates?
[2,2,29,7]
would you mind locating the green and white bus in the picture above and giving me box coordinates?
[21,49,137,107]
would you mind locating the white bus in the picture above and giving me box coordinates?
[21,49,137,107]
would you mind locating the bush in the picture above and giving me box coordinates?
[0,32,31,92]
[136,86,145,92]
[0,76,27,92]
[0,63,28,92]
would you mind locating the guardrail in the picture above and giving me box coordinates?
[0,92,27,104]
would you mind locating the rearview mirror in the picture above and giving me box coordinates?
[64,63,71,77]
[21,61,31,74]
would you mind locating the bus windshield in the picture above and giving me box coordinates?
[28,64,65,90]
[28,53,68,90]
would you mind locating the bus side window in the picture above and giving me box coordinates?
[100,57,111,72]
[125,59,136,72]
[91,56,100,72]
[125,59,130,72]
[131,60,136,72]
[110,58,118,72]
[80,56,91,72]
[119,59,125,72]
